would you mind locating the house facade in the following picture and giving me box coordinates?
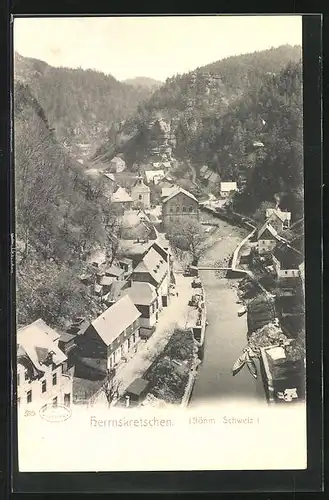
[131,245,170,308]
[17,319,73,410]
[130,177,151,209]
[265,209,291,232]
[78,295,141,370]
[257,222,281,255]
[110,156,126,173]
[272,243,304,279]
[110,187,133,210]
[162,188,199,231]
[220,182,237,198]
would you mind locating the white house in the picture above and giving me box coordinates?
[257,221,283,255]
[130,176,151,209]
[110,156,126,173]
[17,319,73,410]
[220,182,237,197]
[272,243,304,279]
[80,295,141,370]
[144,170,165,185]
[131,244,170,308]
[265,209,291,231]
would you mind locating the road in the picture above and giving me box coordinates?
[189,215,266,406]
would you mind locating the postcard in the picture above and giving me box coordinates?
[13,14,307,473]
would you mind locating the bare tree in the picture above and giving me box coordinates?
[167,218,208,265]
[103,370,122,407]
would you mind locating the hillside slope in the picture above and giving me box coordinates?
[14,81,120,328]
[94,45,303,218]
[14,52,156,153]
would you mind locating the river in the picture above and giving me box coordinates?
[189,213,266,405]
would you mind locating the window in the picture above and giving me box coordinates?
[52,397,58,407]
[17,373,20,386]
[52,373,57,386]
[17,397,20,406]
[182,206,186,212]
[169,207,173,213]
[176,206,179,213]
[27,390,32,404]
[24,370,29,381]
[285,271,288,275]
[133,333,136,343]
[138,194,142,200]
[42,380,47,393]
[189,206,193,212]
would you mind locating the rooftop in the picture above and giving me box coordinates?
[162,187,198,204]
[73,376,106,402]
[111,187,132,203]
[105,265,125,278]
[90,295,141,346]
[133,247,168,284]
[220,181,237,191]
[17,319,67,373]
[122,282,157,306]
[125,378,150,396]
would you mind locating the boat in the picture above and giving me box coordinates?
[232,350,249,376]
[246,351,258,379]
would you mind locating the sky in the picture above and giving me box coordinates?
[13,15,302,82]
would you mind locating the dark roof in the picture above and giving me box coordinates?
[59,332,77,343]
[151,242,169,262]
[125,378,150,396]
[73,377,106,402]
[273,242,303,269]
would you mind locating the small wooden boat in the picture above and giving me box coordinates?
[246,351,258,379]
[232,350,249,376]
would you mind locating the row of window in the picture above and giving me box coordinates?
[108,332,138,369]
[168,205,195,214]
[18,366,59,386]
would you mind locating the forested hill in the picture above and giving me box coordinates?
[14,52,157,152]
[14,81,119,328]
[94,45,303,218]
[123,77,163,89]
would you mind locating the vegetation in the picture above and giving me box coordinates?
[95,45,303,220]
[167,219,208,265]
[14,82,120,328]
[14,52,155,150]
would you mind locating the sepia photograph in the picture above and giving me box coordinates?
[13,14,307,472]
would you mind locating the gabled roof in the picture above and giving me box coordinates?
[111,187,132,203]
[131,177,150,192]
[162,187,198,204]
[105,265,125,278]
[258,221,281,241]
[273,242,304,269]
[150,241,169,262]
[208,172,220,183]
[90,295,141,346]
[122,282,157,306]
[17,319,67,373]
[200,165,209,174]
[110,156,125,165]
[161,186,178,199]
[266,208,291,222]
[103,172,116,182]
[133,247,168,284]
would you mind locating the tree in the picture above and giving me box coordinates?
[167,219,208,265]
[103,370,122,407]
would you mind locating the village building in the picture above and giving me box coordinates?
[144,169,165,185]
[257,221,283,255]
[220,182,238,198]
[104,264,125,281]
[162,187,199,230]
[106,282,159,337]
[265,208,291,232]
[118,257,133,278]
[17,319,73,409]
[110,186,133,210]
[131,245,170,308]
[130,176,151,209]
[199,165,220,186]
[109,156,126,173]
[77,295,141,371]
[272,242,304,280]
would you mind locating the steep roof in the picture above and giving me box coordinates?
[90,295,141,346]
[273,242,304,269]
[258,221,281,241]
[111,156,125,165]
[105,265,125,278]
[17,319,67,373]
[150,241,169,262]
[133,247,168,284]
[111,187,132,203]
[266,208,291,222]
[122,282,157,306]
[162,187,198,204]
[103,172,116,182]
